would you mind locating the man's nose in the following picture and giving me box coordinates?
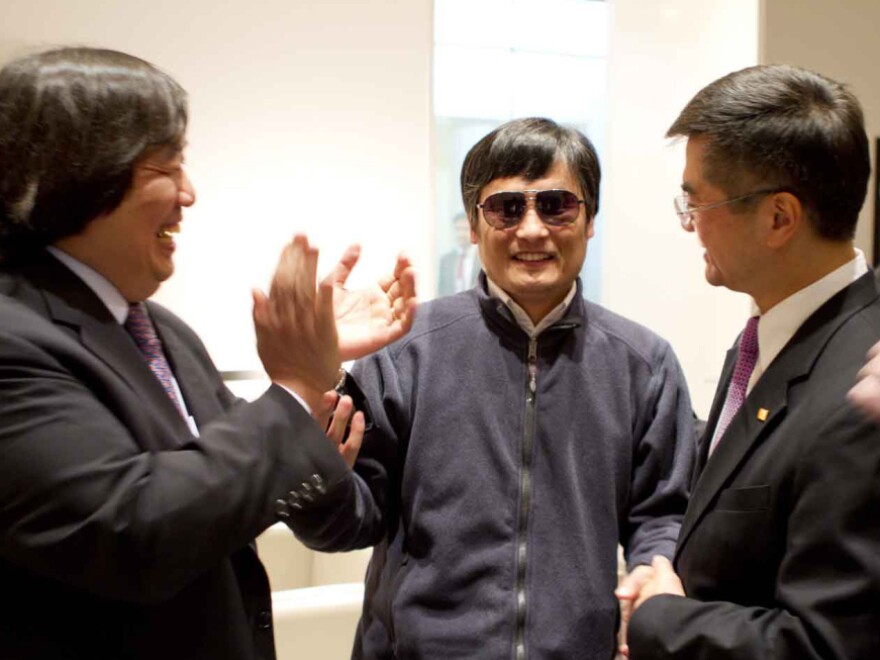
[516,205,548,237]
[179,168,196,207]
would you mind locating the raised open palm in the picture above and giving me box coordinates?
[328,245,418,361]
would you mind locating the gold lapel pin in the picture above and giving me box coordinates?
[757,408,769,422]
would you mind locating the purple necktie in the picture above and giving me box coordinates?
[710,315,760,455]
[124,303,185,417]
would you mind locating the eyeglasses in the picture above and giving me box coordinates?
[478,189,585,229]
[674,188,786,229]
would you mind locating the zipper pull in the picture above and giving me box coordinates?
[528,339,537,393]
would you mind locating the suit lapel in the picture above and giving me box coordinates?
[677,271,880,559]
[695,345,737,477]
[10,253,193,447]
[676,363,790,556]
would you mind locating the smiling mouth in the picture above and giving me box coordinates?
[157,225,180,239]
[514,252,554,262]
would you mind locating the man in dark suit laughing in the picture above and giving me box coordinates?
[0,46,415,660]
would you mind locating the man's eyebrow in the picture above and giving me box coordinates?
[156,139,188,158]
[138,142,186,168]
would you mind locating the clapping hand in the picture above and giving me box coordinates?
[326,245,417,361]
[253,235,340,410]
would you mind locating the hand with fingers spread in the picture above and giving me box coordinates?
[328,246,418,361]
[252,235,340,410]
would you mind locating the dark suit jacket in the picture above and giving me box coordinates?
[629,270,880,659]
[0,252,356,660]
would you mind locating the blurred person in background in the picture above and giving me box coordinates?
[437,211,481,296]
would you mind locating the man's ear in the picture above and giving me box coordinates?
[766,191,803,249]
[585,216,595,239]
[469,215,479,244]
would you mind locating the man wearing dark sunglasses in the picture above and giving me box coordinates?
[308,117,695,659]
[626,65,880,660]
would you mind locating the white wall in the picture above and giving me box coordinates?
[0,0,434,372]
[604,0,760,416]
[761,0,879,258]
[8,0,868,417]
[601,0,880,416]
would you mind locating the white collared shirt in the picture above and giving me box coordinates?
[748,248,870,393]
[486,276,578,338]
[47,246,130,324]
[708,248,868,454]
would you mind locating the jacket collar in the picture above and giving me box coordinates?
[3,251,194,446]
[475,271,584,343]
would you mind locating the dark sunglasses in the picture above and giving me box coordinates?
[477,189,585,229]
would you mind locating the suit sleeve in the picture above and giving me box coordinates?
[622,342,696,568]
[289,349,399,552]
[628,403,880,659]
[289,346,402,552]
[0,327,353,605]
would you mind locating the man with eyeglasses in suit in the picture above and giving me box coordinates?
[0,46,416,660]
[625,64,880,659]
[301,117,696,659]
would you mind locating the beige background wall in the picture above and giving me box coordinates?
[603,0,880,415]
[603,0,760,415]
[1,0,874,416]
[0,0,434,373]
[761,0,879,258]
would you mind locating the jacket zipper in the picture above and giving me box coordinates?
[515,337,538,660]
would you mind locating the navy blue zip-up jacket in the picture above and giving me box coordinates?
[305,277,695,660]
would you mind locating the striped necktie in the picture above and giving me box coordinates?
[124,303,185,417]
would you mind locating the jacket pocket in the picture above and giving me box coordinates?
[716,484,770,512]
[388,551,409,658]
